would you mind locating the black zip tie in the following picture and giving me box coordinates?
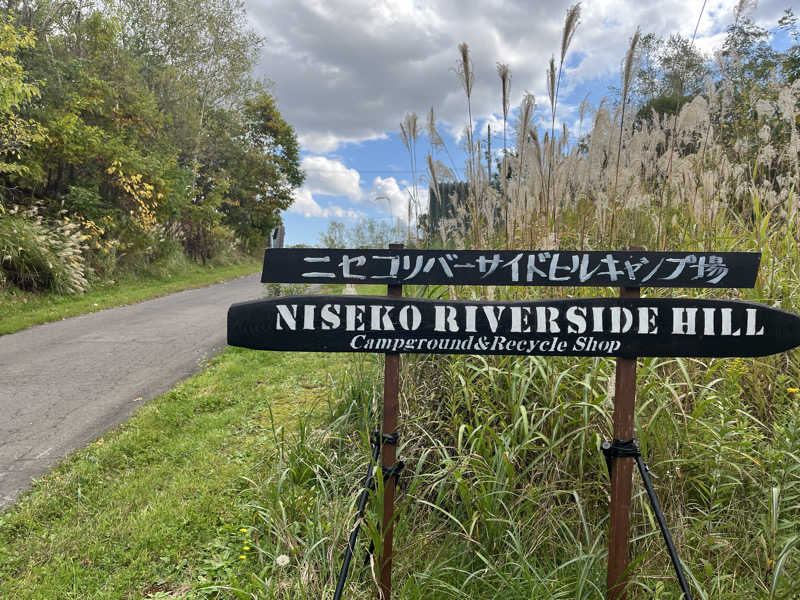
[370,430,382,449]
[370,431,399,448]
[601,439,640,477]
[602,438,641,459]
[381,461,405,482]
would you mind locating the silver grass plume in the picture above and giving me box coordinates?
[457,42,473,99]
[427,106,444,149]
[496,62,512,240]
[519,94,535,152]
[400,113,419,242]
[497,62,511,126]
[734,0,756,23]
[428,153,441,210]
[456,43,478,242]
[611,27,640,244]
[561,3,581,66]
[514,93,536,233]
[621,28,640,109]
[400,112,418,152]
[578,92,591,134]
[547,3,580,226]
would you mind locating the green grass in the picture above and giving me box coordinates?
[0,261,260,336]
[0,347,351,599]
[2,228,799,599]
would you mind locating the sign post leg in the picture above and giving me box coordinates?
[379,243,403,599]
[607,285,639,599]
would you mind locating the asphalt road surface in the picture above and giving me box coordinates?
[0,273,263,508]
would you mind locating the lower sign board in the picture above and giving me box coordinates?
[228,296,800,358]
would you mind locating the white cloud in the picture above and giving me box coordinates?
[370,176,425,223]
[247,0,789,152]
[299,131,388,154]
[302,155,363,202]
[287,187,362,219]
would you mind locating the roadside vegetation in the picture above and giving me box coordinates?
[1,1,301,324]
[2,2,800,600]
[0,258,259,336]
[0,346,352,599]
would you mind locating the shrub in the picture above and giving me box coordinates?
[0,206,88,294]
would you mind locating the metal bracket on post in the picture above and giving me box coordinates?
[333,430,383,600]
[602,439,695,600]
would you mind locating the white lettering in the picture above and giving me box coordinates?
[637,307,658,334]
[434,306,459,332]
[609,307,633,333]
[464,306,478,332]
[592,307,605,333]
[535,306,560,333]
[303,304,316,330]
[345,304,366,331]
[672,308,698,335]
[566,306,587,334]
[399,305,422,330]
[321,304,341,330]
[510,306,532,333]
[702,307,716,335]
[745,308,765,336]
[482,306,506,333]
[721,308,741,336]
[370,305,395,331]
[276,304,298,330]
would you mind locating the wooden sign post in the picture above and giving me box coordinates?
[229,247,781,599]
[380,243,403,599]
[608,285,638,599]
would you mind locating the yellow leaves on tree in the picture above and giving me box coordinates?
[106,160,161,231]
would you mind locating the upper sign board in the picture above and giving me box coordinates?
[228,296,800,358]
[262,249,760,288]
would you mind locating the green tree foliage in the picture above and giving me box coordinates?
[779,9,800,83]
[318,218,404,249]
[627,11,800,195]
[223,88,305,252]
[426,181,470,242]
[632,32,710,120]
[0,16,44,201]
[0,1,301,276]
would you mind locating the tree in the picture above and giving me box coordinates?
[1,0,303,271]
[319,221,347,249]
[318,218,403,249]
[220,87,304,252]
[778,9,800,83]
[632,32,710,120]
[0,16,44,207]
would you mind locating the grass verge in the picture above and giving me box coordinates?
[0,261,260,336]
[0,347,350,599]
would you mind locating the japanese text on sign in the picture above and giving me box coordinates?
[262,250,761,288]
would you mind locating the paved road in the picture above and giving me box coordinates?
[0,273,263,508]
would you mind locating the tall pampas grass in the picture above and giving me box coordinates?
[610,27,640,244]
[400,112,419,242]
[497,62,512,243]
[547,3,581,225]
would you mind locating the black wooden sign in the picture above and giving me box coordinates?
[261,249,761,288]
[228,296,799,358]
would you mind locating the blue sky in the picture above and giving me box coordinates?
[244,0,792,247]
